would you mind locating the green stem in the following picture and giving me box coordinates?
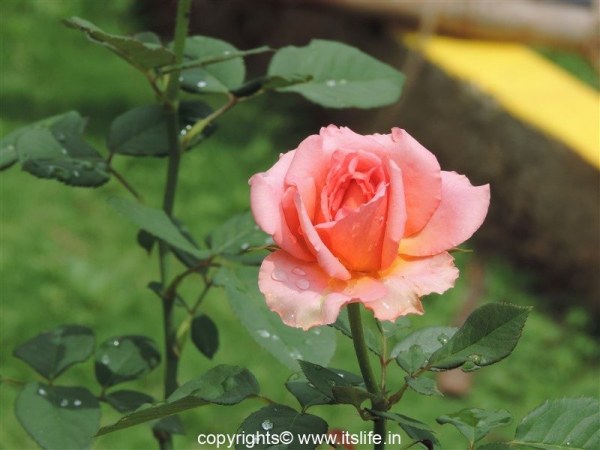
[347,303,387,450]
[155,0,193,448]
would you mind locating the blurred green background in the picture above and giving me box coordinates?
[0,1,598,449]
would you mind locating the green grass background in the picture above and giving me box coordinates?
[1,1,598,449]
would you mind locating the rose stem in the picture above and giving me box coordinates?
[156,0,193,448]
[347,303,387,450]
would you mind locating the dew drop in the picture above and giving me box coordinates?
[312,328,321,335]
[261,419,273,431]
[271,335,280,341]
[6,144,15,151]
[325,79,337,87]
[60,399,69,407]
[113,340,120,346]
[57,132,66,141]
[437,334,449,345]
[73,170,80,177]
[381,301,391,310]
[339,79,347,85]
[101,355,110,365]
[73,399,82,407]
[180,129,188,136]
[38,388,47,396]
[290,349,302,359]
[296,279,310,290]
[292,267,307,276]
[257,329,270,338]
[178,76,184,82]
[469,354,482,364]
[196,80,207,88]
[240,242,250,251]
[223,50,231,56]
[61,148,68,155]
[271,269,287,282]
[377,216,384,223]
[338,373,345,378]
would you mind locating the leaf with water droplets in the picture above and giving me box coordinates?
[16,382,100,450]
[97,365,259,436]
[63,17,175,71]
[298,360,363,400]
[214,264,336,371]
[95,335,161,387]
[237,404,328,449]
[510,398,599,450]
[285,374,333,409]
[179,36,246,94]
[206,211,268,258]
[14,324,94,381]
[429,303,530,371]
[10,111,109,187]
[191,314,219,359]
[268,40,404,109]
[108,102,213,157]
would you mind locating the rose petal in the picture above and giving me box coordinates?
[399,171,490,256]
[373,129,442,236]
[285,134,331,202]
[316,183,388,272]
[250,151,313,261]
[259,251,387,330]
[380,158,406,269]
[295,191,351,280]
[363,252,459,321]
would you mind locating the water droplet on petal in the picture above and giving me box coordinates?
[60,399,69,407]
[73,399,82,407]
[271,269,287,282]
[261,419,273,431]
[377,216,384,223]
[326,79,336,87]
[38,388,47,396]
[196,81,207,88]
[101,355,110,365]
[292,267,306,276]
[381,301,391,310]
[296,279,310,290]
[257,329,270,338]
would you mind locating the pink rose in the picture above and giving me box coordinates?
[249,126,490,330]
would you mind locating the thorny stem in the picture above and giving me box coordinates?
[347,304,387,450]
[156,0,192,448]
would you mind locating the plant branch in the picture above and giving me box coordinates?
[108,166,144,203]
[347,303,387,450]
[181,93,238,149]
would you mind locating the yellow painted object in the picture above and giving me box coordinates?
[403,35,600,168]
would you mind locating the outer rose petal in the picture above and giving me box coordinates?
[259,251,387,330]
[363,252,459,321]
[380,159,406,269]
[372,128,442,237]
[400,171,490,256]
[249,151,313,261]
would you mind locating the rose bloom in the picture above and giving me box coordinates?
[249,126,490,330]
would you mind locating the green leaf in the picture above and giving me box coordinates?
[180,36,245,94]
[13,325,94,380]
[95,336,160,387]
[331,313,381,357]
[237,404,328,450]
[104,390,154,413]
[331,385,374,408]
[63,17,175,71]
[97,365,259,436]
[437,408,512,446]
[285,375,332,409]
[477,444,513,450]
[15,382,100,450]
[390,326,457,360]
[107,102,213,157]
[11,111,109,187]
[214,264,336,371]
[406,376,441,396]
[0,140,17,170]
[298,360,362,398]
[512,398,599,449]
[168,365,259,403]
[429,303,530,371]
[191,314,219,359]
[207,211,268,256]
[396,345,428,374]
[268,39,404,108]
[371,410,440,450]
[107,196,209,259]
